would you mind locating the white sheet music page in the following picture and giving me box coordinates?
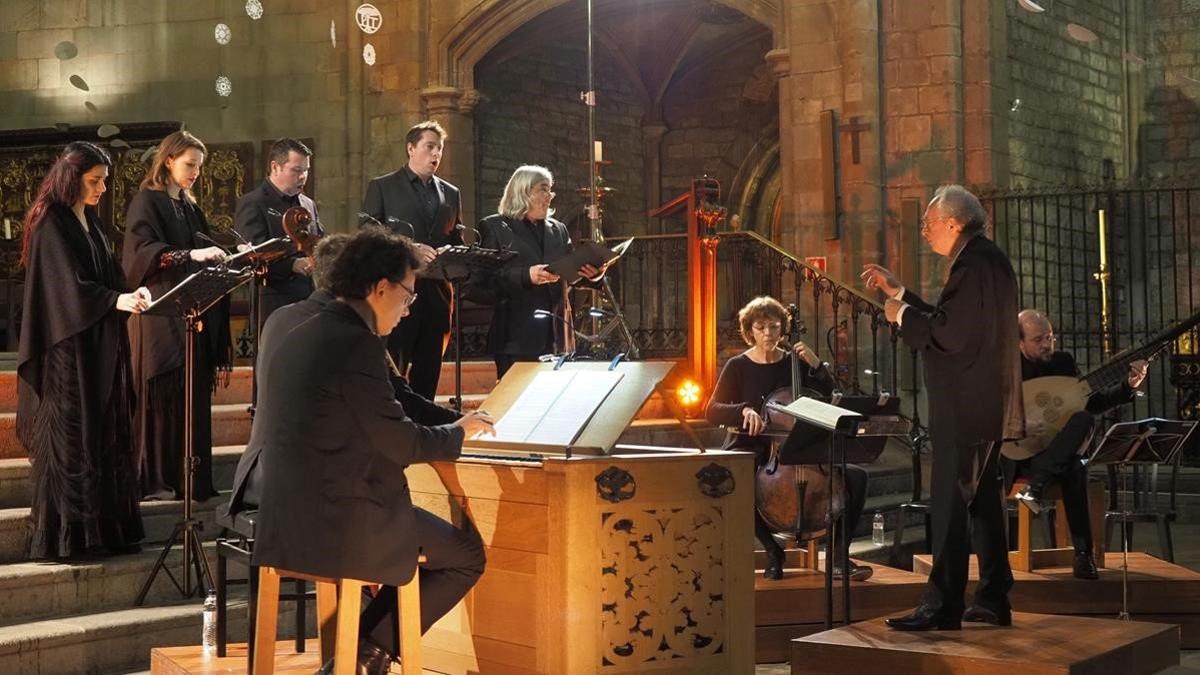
[477,370,625,446]
[525,370,624,445]
[485,370,576,443]
[775,396,859,431]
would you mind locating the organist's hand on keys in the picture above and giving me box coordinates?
[454,410,497,438]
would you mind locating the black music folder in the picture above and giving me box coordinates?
[547,238,632,283]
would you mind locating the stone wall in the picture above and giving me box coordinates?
[473,38,647,239]
[659,32,777,233]
[1139,0,1200,179]
[0,0,361,227]
[1005,0,1126,185]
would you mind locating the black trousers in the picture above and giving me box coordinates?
[493,353,542,380]
[360,507,486,655]
[923,441,1012,616]
[1015,410,1095,553]
[387,280,451,399]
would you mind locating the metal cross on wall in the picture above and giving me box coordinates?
[838,116,872,164]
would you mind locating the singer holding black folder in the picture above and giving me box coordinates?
[361,121,463,398]
[233,138,321,326]
[470,165,604,378]
[122,130,232,501]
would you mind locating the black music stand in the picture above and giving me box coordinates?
[767,395,908,628]
[1088,417,1196,620]
[134,266,252,606]
[226,237,294,413]
[421,245,516,410]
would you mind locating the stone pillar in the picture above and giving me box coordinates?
[641,122,669,233]
[765,48,791,245]
[422,85,480,228]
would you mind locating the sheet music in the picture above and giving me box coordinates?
[771,396,862,431]
[478,370,624,446]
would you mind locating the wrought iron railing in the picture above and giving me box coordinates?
[602,230,901,396]
[982,180,1200,433]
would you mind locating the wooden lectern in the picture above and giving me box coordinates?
[405,361,754,674]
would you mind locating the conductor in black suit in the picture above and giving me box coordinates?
[251,228,493,673]
[861,185,1024,631]
[225,233,462,521]
[361,121,463,398]
[234,138,322,326]
[472,165,604,378]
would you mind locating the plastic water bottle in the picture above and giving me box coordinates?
[872,511,886,546]
[202,590,218,654]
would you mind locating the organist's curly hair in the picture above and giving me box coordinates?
[326,226,421,300]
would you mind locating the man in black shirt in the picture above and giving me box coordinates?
[361,121,463,398]
[1009,309,1148,579]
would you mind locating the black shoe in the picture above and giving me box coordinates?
[831,562,874,582]
[315,638,393,675]
[1013,485,1043,514]
[763,547,784,581]
[962,603,1013,626]
[885,607,961,631]
[1073,551,1100,580]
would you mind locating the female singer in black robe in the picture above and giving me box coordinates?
[704,296,871,582]
[17,142,151,559]
[122,130,231,500]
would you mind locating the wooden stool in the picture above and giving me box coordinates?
[1008,478,1105,573]
[252,557,425,675]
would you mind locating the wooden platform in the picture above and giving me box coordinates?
[150,639,422,674]
[790,611,1179,674]
[754,559,927,663]
[912,551,1200,647]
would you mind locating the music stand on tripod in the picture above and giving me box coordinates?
[134,266,253,606]
[765,395,908,628]
[1088,417,1196,620]
[420,245,516,410]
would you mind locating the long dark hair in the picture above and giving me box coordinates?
[21,141,113,265]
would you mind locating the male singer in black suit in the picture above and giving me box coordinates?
[252,228,492,673]
[225,233,462,521]
[234,138,322,326]
[361,120,463,398]
[861,185,1024,631]
[1007,309,1148,580]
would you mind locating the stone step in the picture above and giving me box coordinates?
[0,543,233,628]
[0,361,500,415]
[0,405,253,460]
[0,597,300,675]
[0,490,232,566]
[0,445,245,511]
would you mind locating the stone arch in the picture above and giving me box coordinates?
[436,0,781,92]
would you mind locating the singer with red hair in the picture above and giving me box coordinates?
[17,141,150,559]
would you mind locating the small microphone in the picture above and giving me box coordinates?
[357,212,383,228]
[386,217,416,240]
[194,230,233,253]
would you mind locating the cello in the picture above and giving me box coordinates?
[754,304,846,545]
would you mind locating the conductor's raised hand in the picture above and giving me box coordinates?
[529,264,560,285]
[455,410,497,437]
[860,264,901,296]
[741,406,766,436]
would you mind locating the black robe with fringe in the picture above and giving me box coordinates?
[17,204,144,558]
